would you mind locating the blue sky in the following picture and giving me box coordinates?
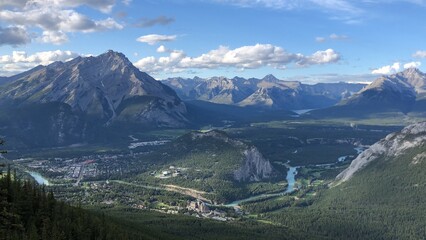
[0,0,425,83]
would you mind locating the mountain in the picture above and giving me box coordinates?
[270,121,426,239]
[138,130,277,203]
[0,51,187,147]
[162,76,205,100]
[339,74,416,112]
[310,68,426,117]
[336,121,426,182]
[163,75,365,110]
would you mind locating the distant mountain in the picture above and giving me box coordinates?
[163,75,365,110]
[0,51,187,147]
[310,68,425,117]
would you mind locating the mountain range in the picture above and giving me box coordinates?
[163,75,366,110]
[1,50,426,147]
[311,68,426,117]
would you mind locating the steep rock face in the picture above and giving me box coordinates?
[0,50,187,127]
[234,147,274,182]
[394,68,426,95]
[188,130,275,182]
[336,121,426,182]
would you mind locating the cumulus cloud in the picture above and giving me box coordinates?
[0,0,27,8]
[297,49,340,66]
[0,26,31,46]
[136,34,177,45]
[0,0,122,45]
[156,45,168,53]
[0,9,123,33]
[39,31,68,45]
[7,0,117,13]
[413,50,426,58]
[134,16,175,28]
[371,62,400,74]
[403,61,421,69]
[0,50,80,75]
[134,44,340,74]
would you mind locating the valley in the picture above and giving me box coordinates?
[1,51,426,239]
[6,118,401,226]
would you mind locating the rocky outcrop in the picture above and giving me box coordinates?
[234,147,274,182]
[336,122,426,182]
[187,130,274,182]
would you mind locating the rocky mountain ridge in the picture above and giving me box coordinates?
[310,68,426,116]
[0,50,187,127]
[0,51,188,147]
[336,121,426,182]
[163,75,365,110]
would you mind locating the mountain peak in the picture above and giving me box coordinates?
[0,51,188,129]
[394,67,426,93]
[96,50,132,66]
[262,74,279,82]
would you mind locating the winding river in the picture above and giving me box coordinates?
[27,171,50,186]
[223,166,298,207]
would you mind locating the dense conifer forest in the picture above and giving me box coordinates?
[0,166,149,240]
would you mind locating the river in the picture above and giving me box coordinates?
[222,146,367,207]
[27,171,50,186]
[223,166,298,207]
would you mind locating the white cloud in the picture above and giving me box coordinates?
[0,50,80,75]
[11,0,118,13]
[403,61,421,69]
[297,49,340,66]
[156,45,168,53]
[0,0,122,45]
[0,9,123,33]
[134,44,340,74]
[0,26,31,46]
[0,0,27,8]
[136,34,177,45]
[39,31,68,45]
[122,0,132,6]
[371,62,400,74]
[413,50,426,58]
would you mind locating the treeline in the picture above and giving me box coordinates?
[0,167,146,240]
